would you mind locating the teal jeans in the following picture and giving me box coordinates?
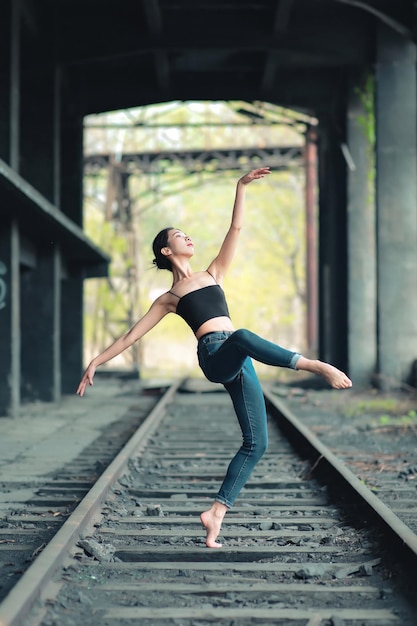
[197,329,301,508]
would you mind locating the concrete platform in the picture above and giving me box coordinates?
[0,375,170,512]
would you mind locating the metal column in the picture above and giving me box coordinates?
[375,24,417,387]
[346,72,377,386]
[0,220,20,416]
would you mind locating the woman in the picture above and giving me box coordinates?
[77,167,352,548]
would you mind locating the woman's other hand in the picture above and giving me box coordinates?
[76,362,96,397]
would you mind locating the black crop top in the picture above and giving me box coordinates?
[170,279,230,334]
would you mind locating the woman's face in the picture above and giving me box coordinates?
[166,229,194,256]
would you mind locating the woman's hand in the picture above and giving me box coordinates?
[239,167,271,185]
[76,362,96,397]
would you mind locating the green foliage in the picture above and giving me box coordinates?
[354,74,376,204]
[343,396,417,429]
[355,74,375,146]
[343,397,397,418]
[83,102,308,373]
[378,410,417,427]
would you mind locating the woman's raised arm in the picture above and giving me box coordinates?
[208,167,270,282]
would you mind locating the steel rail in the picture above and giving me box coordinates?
[0,379,184,626]
[263,387,417,565]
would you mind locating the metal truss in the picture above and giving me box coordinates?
[84,145,304,176]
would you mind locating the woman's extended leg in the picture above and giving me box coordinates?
[198,329,352,548]
[199,329,351,389]
[200,358,268,547]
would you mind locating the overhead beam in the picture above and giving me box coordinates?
[274,0,294,33]
[333,0,412,38]
[62,28,370,68]
[20,0,38,37]
[142,0,171,91]
[84,122,298,129]
[77,67,338,115]
[262,0,295,92]
[0,157,109,270]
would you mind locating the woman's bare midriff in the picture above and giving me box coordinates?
[195,316,235,340]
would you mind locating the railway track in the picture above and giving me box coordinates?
[0,383,162,607]
[274,387,417,539]
[0,378,416,625]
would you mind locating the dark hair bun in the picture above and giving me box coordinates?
[152,227,175,272]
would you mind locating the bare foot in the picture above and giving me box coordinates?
[200,503,227,548]
[296,357,352,389]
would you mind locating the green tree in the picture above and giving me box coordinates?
[83,102,308,377]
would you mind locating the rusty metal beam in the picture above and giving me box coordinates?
[84,145,304,175]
